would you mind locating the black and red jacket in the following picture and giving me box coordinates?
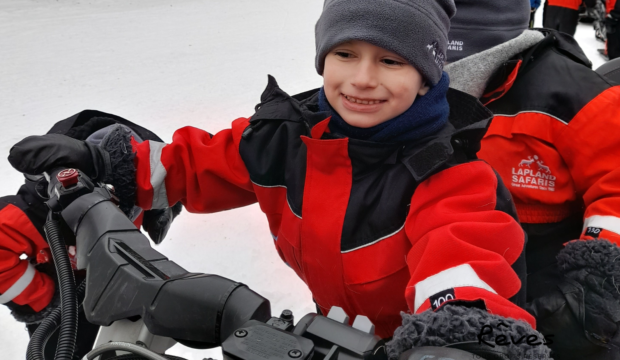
[0,179,54,313]
[131,76,534,338]
[0,111,160,314]
[543,0,619,35]
[543,0,582,35]
[471,30,620,297]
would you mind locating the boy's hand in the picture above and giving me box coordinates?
[9,134,110,180]
[386,304,551,360]
[10,124,137,215]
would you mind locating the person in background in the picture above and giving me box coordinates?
[543,0,584,35]
[606,0,620,59]
[446,0,620,359]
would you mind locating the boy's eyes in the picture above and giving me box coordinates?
[333,51,404,66]
[334,51,353,58]
[381,58,404,66]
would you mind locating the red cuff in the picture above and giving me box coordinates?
[580,227,620,245]
[414,287,536,329]
[12,271,55,312]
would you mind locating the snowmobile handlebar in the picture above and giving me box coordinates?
[47,168,271,348]
[40,168,482,360]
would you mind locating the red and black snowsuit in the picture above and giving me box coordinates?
[543,0,583,35]
[473,30,620,300]
[0,178,55,313]
[130,76,533,338]
[0,110,160,320]
[607,0,620,59]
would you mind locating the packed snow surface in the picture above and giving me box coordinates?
[0,1,609,359]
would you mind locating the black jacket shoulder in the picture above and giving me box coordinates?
[486,29,616,124]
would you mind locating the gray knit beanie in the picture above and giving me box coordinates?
[315,0,456,85]
[447,0,531,62]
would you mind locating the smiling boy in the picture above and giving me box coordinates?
[322,40,429,128]
[9,0,541,347]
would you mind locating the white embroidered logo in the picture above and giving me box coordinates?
[511,155,556,192]
[447,40,463,52]
[427,41,445,70]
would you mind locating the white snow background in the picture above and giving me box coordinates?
[0,1,608,359]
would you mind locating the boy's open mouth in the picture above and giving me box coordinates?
[342,93,386,105]
[340,93,386,113]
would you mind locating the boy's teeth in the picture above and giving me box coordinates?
[345,95,381,105]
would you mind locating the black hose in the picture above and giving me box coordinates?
[26,280,86,360]
[27,216,78,360]
[26,309,60,360]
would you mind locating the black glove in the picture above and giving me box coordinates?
[387,304,551,360]
[9,124,137,215]
[142,202,183,244]
[9,134,110,180]
[526,239,620,360]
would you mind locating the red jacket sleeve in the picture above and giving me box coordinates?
[555,87,620,243]
[0,204,54,312]
[133,118,257,213]
[404,161,535,327]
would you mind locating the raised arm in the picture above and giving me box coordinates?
[132,120,257,213]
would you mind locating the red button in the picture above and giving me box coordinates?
[36,249,51,264]
[57,169,79,188]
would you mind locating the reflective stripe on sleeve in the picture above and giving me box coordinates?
[149,141,170,209]
[413,264,497,313]
[0,263,36,304]
[583,215,620,236]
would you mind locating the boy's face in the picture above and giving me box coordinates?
[323,40,430,128]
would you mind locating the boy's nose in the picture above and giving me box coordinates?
[351,61,379,89]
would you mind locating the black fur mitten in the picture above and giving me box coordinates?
[558,239,620,324]
[527,239,620,360]
[387,304,551,360]
[95,123,137,216]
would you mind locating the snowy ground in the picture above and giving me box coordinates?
[0,2,610,359]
